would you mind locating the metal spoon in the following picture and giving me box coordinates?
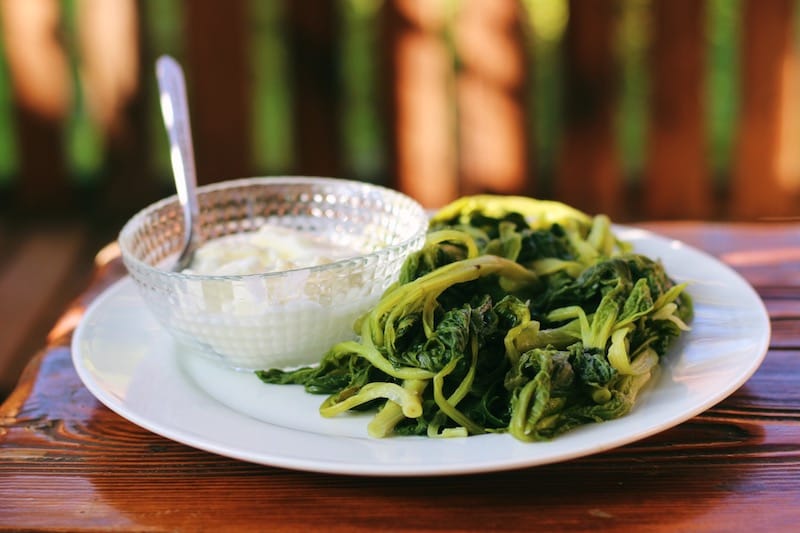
[156,55,200,272]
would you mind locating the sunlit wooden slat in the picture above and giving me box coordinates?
[644,0,712,219]
[183,0,250,184]
[76,0,159,216]
[382,0,457,208]
[0,0,69,210]
[556,0,621,218]
[454,0,530,197]
[76,0,139,138]
[775,28,800,199]
[732,0,800,219]
[285,1,341,177]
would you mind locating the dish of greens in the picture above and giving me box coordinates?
[74,216,769,475]
[258,196,693,442]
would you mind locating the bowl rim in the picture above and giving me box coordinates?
[117,175,429,281]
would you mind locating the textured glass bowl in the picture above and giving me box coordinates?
[118,176,428,371]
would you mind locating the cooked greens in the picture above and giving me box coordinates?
[257,195,693,441]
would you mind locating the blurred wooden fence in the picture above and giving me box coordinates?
[1,0,799,223]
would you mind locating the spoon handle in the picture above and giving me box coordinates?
[156,55,199,269]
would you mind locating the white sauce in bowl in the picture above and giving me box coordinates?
[163,224,379,370]
[183,224,358,276]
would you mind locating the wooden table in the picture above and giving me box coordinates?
[2,222,799,532]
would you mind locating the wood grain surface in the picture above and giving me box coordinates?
[1,222,798,532]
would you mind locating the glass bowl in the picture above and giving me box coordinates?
[118,176,428,371]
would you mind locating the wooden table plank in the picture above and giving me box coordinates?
[639,221,800,288]
[2,357,799,532]
[0,222,93,398]
[2,351,799,531]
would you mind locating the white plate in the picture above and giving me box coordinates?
[72,227,771,476]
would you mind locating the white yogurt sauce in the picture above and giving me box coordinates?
[165,224,377,370]
[183,224,358,276]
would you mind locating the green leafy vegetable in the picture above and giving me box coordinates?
[257,195,693,441]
